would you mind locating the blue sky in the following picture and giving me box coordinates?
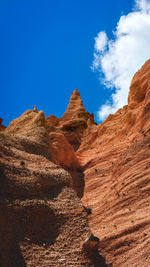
[1,0,149,126]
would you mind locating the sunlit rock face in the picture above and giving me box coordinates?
[6,109,48,144]
[128,59,150,105]
[46,88,97,151]
[77,59,150,267]
[1,59,150,266]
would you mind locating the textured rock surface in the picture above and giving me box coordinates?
[6,109,48,145]
[48,132,84,198]
[46,89,97,151]
[6,109,50,160]
[0,131,104,266]
[1,59,150,266]
[77,59,150,267]
[45,89,97,198]
[5,108,83,196]
[48,132,80,171]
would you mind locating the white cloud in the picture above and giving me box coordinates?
[135,0,150,12]
[92,0,150,121]
[94,32,108,52]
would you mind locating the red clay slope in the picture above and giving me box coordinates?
[77,59,150,266]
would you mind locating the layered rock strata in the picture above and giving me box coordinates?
[46,89,97,151]
[1,59,150,266]
[46,89,97,198]
[77,59,150,267]
[0,129,104,266]
[0,104,105,266]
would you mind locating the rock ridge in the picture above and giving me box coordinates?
[77,59,150,267]
[1,59,150,266]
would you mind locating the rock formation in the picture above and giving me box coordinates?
[0,59,150,266]
[78,59,150,267]
[0,118,6,131]
[46,88,97,151]
[46,89,97,198]
[0,121,98,266]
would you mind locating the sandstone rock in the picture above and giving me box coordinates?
[1,59,150,266]
[46,89,97,151]
[34,105,38,112]
[48,132,80,171]
[4,107,85,197]
[83,234,108,266]
[48,132,84,197]
[0,118,6,131]
[0,130,95,267]
[60,89,97,140]
[0,137,71,199]
[46,115,59,131]
[83,234,99,252]
[78,59,150,267]
[61,89,86,121]
[7,109,46,139]
[6,109,50,159]
[128,59,150,105]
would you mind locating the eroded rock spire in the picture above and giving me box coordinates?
[61,89,86,121]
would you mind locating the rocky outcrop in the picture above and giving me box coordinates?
[48,132,84,197]
[0,101,103,266]
[82,235,109,267]
[46,89,97,151]
[61,88,87,121]
[6,109,48,144]
[77,59,150,267]
[5,109,51,160]
[0,129,96,266]
[128,59,150,105]
[0,118,6,131]
[45,89,97,198]
[48,132,80,170]
[1,59,150,266]
[5,108,84,197]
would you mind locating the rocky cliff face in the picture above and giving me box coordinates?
[46,89,97,198]
[77,59,150,267]
[0,101,105,266]
[0,59,150,266]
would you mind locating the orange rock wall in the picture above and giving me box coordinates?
[77,59,150,266]
[1,59,150,266]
